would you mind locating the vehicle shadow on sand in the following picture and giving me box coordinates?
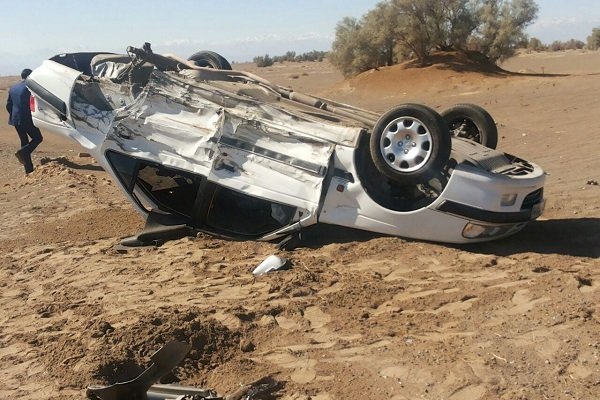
[40,156,104,172]
[301,219,599,259]
[456,218,600,258]
[300,224,384,248]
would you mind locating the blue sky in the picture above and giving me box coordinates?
[1,0,599,75]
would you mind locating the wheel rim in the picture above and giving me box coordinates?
[449,118,481,142]
[379,116,433,173]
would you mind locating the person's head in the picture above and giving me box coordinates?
[21,68,32,80]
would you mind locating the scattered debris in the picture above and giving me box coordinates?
[575,275,592,288]
[87,341,193,400]
[532,266,551,273]
[86,341,279,400]
[491,353,508,362]
[252,255,289,276]
[224,376,281,400]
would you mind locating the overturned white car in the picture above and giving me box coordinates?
[26,44,545,246]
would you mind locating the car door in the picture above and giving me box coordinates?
[207,112,335,217]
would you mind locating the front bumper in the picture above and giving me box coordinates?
[437,192,545,224]
[433,164,545,240]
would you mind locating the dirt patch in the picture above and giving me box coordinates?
[35,307,240,388]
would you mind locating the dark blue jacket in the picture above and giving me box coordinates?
[6,80,33,126]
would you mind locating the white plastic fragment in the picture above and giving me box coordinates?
[252,255,287,276]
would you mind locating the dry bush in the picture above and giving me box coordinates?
[330,0,539,76]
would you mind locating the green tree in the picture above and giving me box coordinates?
[587,27,600,50]
[475,0,539,61]
[391,0,435,65]
[564,39,585,50]
[330,17,380,76]
[284,51,296,62]
[330,0,539,76]
[405,0,478,51]
[362,1,401,66]
[527,37,545,51]
[549,40,563,51]
[253,54,274,68]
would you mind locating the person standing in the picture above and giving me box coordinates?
[6,68,43,174]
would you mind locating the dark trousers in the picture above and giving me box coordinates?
[15,122,43,173]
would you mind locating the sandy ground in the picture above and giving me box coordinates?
[0,50,598,400]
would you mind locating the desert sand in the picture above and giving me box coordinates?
[0,50,598,400]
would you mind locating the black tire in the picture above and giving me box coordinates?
[188,51,232,70]
[441,104,498,149]
[369,104,451,184]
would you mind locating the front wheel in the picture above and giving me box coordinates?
[188,51,232,70]
[441,104,498,149]
[369,104,451,184]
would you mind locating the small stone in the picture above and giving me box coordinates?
[240,339,255,352]
[78,152,91,157]
[91,321,114,337]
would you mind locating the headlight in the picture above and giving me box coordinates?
[462,223,488,238]
[462,222,525,239]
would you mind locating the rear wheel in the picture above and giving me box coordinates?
[188,51,232,70]
[441,104,498,149]
[369,104,451,184]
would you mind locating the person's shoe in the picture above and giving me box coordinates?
[15,150,25,165]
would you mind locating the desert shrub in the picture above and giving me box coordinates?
[330,0,539,76]
[272,51,297,64]
[360,1,402,66]
[337,0,478,68]
[294,50,328,62]
[253,54,274,68]
[564,39,585,50]
[330,17,381,76]
[586,27,600,50]
[547,39,584,52]
[265,50,328,65]
[527,37,545,51]
[394,0,478,64]
[474,0,539,62]
[284,51,296,61]
[549,40,563,52]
